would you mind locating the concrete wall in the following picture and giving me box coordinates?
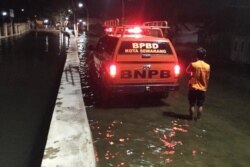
[231,35,250,64]
[41,35,96,167]
[173,23,202,44]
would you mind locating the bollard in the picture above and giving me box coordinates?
[19,24,22,34]
[3,23,8,37]
[14,24,18,35]
[9,23,13,36]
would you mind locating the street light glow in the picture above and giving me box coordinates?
[78,2,83,8]
[44,19,49,24]
[2,11,7,16]
[21,9,25,12]
[77,2,89,31]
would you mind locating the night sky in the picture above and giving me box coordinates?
[1,0,250,24]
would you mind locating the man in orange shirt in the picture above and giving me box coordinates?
[186,47,210,121]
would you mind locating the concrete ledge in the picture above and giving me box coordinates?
[41,36,96,167]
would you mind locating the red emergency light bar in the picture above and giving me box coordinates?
[105,27,114,33]
[127,27,142,34]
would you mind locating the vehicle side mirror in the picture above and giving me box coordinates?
[87,45,95,51]
[97,47,105,53]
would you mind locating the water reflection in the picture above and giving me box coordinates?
[0,31,67,167]
[45,35,49,52]
[78,33,96,108]
[88,118,191,166]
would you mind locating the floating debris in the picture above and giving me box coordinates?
[192,150,197,156]
[163,150,175,155]
[165,158,173,163]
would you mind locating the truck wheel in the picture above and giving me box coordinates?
[95,85,110,108]
[153,92,169,99]
[101,87,111,108]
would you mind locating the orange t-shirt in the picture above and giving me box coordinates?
[186,60,210,91]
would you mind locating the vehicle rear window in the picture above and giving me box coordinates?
[118,41,173,55]
[97,36,118,54]
[142,29,163,37]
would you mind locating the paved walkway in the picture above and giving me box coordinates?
[41,35,96,167]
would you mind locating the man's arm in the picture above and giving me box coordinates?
[186,63,193,74]
[206,66,211,84]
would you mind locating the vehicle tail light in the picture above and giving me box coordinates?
[174,64,180,77]
[109,64,117,78]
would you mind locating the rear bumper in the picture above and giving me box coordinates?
[108,83,179,94]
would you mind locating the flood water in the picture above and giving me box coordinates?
[79,34,250,167]
[0,31,67,167]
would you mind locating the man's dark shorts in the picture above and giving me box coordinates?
[188,89,205,106]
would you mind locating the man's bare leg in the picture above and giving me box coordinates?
[197,106,203,119]
[189,106,196,120]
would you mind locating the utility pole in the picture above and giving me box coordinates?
[71,0,78,36]
[86,6,89,31]
[121,0,125,25]
[78,2,89,31]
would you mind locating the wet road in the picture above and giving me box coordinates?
[79,34,250,167]
[0,32,67,167]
